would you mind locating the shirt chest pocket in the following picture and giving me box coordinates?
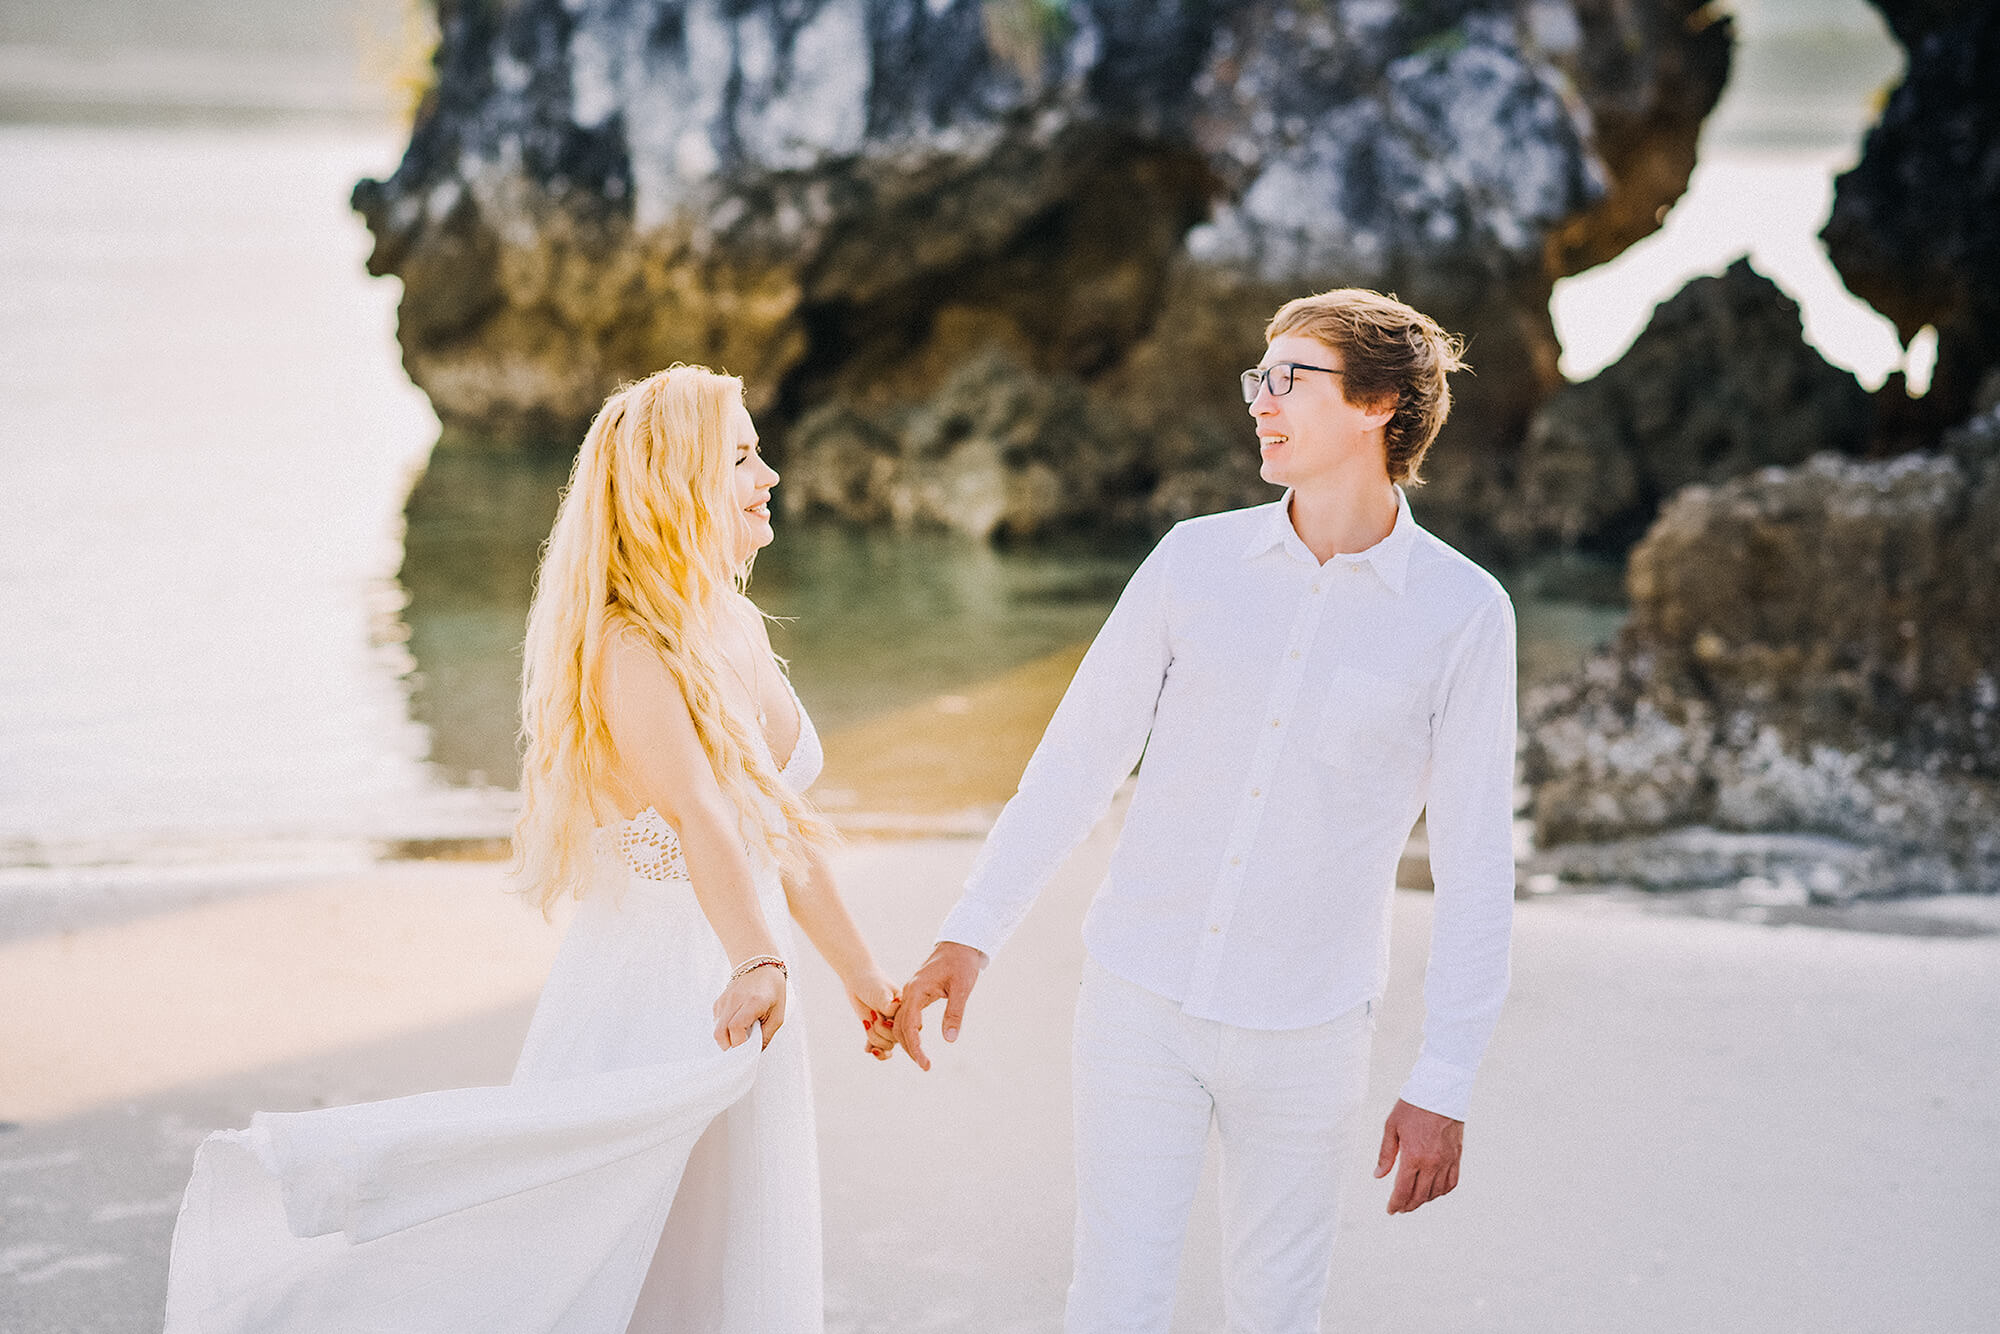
[1314,666,1432,777]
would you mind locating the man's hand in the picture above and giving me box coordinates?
[1374,1099,1463,1214]
[894,941,988,1071]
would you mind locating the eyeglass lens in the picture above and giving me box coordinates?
[1240,365,1294,403]
[1240,366,1288,402]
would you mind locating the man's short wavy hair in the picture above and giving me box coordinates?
[1264,289,1469,485]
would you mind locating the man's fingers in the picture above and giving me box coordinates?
[895,983,934,1070]
[1374,1121,1399,1179]
[1388,1157,1459,1213]
[940,984,970,1043]
[1385,1172,1408,1213]
[895,975,948,1070]
[1388,1156,1424,1214]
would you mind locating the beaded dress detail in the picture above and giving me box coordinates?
[613,807,691,882]
[166,682,829,1334]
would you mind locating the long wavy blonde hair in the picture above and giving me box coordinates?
[511,364,829,913]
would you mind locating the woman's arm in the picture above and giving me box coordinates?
[601,631,786,1050]
[782,841,900,1055]
[732,599,900,1054]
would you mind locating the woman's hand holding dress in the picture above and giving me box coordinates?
[714,965,788,1051]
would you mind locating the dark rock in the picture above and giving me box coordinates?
[784,346,1149,540]
[358,0,1729,541]
[1523,441,2000,897]
[1507,260,1874,555]
[1823,0,2000,443]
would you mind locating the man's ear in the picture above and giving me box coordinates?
[1357,396,1396,431]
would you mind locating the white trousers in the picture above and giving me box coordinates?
[1066,957,1374,1334]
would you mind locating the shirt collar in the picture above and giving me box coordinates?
[1240,487,1415,595]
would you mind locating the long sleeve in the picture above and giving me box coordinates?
[934,534,1177,957]
[1399,592,1518,1121]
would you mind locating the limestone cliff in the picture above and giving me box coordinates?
[356,0,1729,543]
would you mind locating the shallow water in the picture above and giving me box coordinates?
[0,0,1900,870]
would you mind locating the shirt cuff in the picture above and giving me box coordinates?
[934,899,1010,960]
[1399,1052,1479,1123]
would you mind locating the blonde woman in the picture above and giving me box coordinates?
[165,365,900,1333]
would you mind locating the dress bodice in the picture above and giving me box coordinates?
[608,678,821,883]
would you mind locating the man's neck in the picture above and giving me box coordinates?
[1286,477,1399,565]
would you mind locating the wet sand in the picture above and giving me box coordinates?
[2,814,1996,1332]
[809,644,1088,831]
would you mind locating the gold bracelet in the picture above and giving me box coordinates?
[729,953,787,984]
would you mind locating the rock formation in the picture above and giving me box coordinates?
[1515,0,2000,899]
[1506,260,1874,557]
[1522,417,2000,898]
[1823,0,2000,444]
[356,0,1730,542]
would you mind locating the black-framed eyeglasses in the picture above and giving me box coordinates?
[1241,362,1342,403]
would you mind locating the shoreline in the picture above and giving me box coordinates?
[11,635,1996,938]
[2,831,1995,1330]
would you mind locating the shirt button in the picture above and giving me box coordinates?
[1289,650,1301,660]
[1311,583,1322,594]
[1230,855,1242,866]
[1250,788,1262,798]
[1207,925,1221,934]
[1271,718,1281,727]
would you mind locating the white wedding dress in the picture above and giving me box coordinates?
[164,696,827,1333]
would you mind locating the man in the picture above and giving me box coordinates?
[896,289,1517,1333]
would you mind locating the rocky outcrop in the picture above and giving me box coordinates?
[357,0,1729,541]
[783,346,1154,540]
[1522,425,2000,898]
[1506,260,1874,555]
[1515,0,2000,899]
[1823,0,2000,444]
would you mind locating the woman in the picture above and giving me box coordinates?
[165,365,900,1332]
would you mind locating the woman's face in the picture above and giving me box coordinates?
[729,401,779,561]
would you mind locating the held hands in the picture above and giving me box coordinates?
[713,963,786,1051]
[1374,1098,1464,1214]
[893,941,988,1070]
[846,970,902,1061]
[713,958,904,1060]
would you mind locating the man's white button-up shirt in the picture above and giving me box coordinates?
[937,490,1518,1121]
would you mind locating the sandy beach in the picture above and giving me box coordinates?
[3,809,1996,1333]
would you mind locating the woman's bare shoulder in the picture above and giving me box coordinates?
[600,623,686,718]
